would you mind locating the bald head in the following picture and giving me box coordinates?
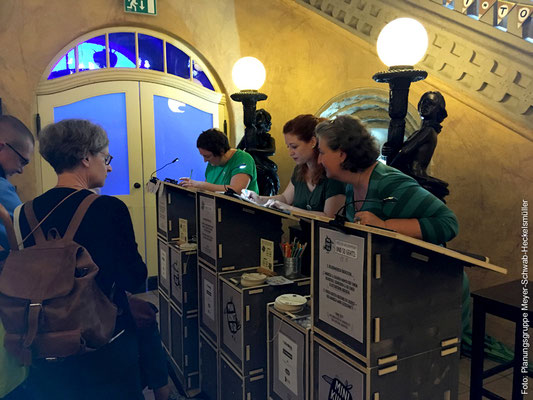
[0,116,34,148]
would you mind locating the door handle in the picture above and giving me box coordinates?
[134,182,141,189]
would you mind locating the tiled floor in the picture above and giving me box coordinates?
[457,355,529,399]
[137,291,529,400]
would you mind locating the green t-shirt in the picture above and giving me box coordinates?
[345,162,458,245]
[205,149,259,193]
[290,168,346,211]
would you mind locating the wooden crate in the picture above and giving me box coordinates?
[197,191,287,272]
[219,353,266,400]
[267,302,311,400]
[312,333,460,400]
[156,182,197,242]
[200,332,218,400]
[219,269,311,376]
[312,220,463,367]
[169,304,199,395]
[169,245,198,313]
[158,239,170,296]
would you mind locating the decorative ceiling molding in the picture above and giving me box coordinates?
[294,0,533,139]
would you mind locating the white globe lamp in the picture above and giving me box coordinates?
[376,18,429,68]
[232,57,266,91]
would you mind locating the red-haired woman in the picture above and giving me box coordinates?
[245,114,345,218]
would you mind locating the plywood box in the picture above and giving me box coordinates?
[169,304,199,395]
[219,353,266,400]
[156,182,197,243]
[313,220,466,367]
[219,269,310,376]
[313,333,460,400]
[200,332,218,400]
[169,245,198,313]
[197,191,287,272]
[267,302,311,400]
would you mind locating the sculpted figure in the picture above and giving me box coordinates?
[390,91,450,201]
[237,109,280,195]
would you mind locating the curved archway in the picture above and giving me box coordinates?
[316,87,421,154]
[36,27,227,276]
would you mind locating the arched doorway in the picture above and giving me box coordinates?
[36,27,227,277]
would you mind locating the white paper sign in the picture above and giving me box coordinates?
[203,279,215,321]
[278,332,298,395]
[318,227,364,342]
[159,247,167,280]
[199,196,217,260]
[157,186,167,233]
[179,218,188,243]
[260,238,274,270]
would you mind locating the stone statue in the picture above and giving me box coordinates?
[237,109,280,196]
[390,91,450,202]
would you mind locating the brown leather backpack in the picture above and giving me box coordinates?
[0,193,117,365]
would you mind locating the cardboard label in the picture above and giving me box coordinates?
[157,186,167,233]
[179,218,188,243]
[278,332,298,395]
[159,247,167,280]
[199,196,217,260]
[318,227,364,342]
[203,279,215,321]
[260,238,274,270]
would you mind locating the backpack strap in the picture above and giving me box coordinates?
[24,200,46,245]
[63,194,99,241]
[21,189,82,246]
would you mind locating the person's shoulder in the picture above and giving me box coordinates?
[91,194,129,214]
[235,149,254,162]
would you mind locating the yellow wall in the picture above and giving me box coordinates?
[1,0,531,292]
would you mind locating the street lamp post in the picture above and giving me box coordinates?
[372,18,429,164]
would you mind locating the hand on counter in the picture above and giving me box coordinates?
[178,177,201,188]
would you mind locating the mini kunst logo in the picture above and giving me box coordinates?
[322,375,353,400]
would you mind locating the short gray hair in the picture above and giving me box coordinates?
[38,119,109,174]
[315,115,379,172]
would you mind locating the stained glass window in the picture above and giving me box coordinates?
[138,34,164,71]
[166,43,190,79]
[109,32,136,68]
[78,35,106,72]
[48,48,76,79]
[192,60,214,90]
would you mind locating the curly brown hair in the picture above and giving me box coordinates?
[315,115,379,173]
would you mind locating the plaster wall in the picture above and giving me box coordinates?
[0,0,531,294]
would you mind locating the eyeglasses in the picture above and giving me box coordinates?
[5,143,30,166]
[100,153,113,165]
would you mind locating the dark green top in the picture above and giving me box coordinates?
[205,149,259,193]
[345,162,458,245]
[290,167,346,211]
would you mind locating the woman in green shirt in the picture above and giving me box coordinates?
[315,115,458,245]
[178,128,259,193]
[245,114,345,218]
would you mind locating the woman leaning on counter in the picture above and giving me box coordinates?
[315,115,458,245]
[244,114,345,218]
[178,128,259,194]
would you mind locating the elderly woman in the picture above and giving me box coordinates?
[15,119,148,399]
[315,115,458,245]
[245,114,345,218]
[179,128,259,193]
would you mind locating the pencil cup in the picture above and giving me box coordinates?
[282,257,301,278]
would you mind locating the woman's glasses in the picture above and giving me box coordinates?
[99,152,113,165]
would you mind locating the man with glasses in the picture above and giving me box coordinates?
[0,115,34,252]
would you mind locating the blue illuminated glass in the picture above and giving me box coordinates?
[153,95,213,182]
[138,34,164,71]
[48,48,75,80]
[166,43,190,79]
[53,93,130,195]
[78,35,106,72]
[109,32,136,68]
[192,60,214,90]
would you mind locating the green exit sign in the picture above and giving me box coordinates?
[125,0,157,16]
